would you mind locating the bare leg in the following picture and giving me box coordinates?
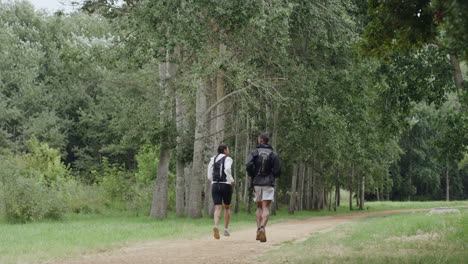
[256,202,263,228]
[261,200,271,227]
[214,205,222,227]
[224,205,231,229]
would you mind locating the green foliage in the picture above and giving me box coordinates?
[362,0,467,59]
[23,136,71,185]
[0,154,67,223]
[392,95,468,200]
[0,138,101,222]
[134,145,159,186]
[94,157,133,201]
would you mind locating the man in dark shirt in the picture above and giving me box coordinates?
[246,133,281,242]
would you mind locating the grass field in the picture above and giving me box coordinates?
[262,207,467,264]
[0,200,466,264]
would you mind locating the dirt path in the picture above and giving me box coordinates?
[54,209,431,264]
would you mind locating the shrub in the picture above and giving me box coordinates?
[96,157,134,202]
[0,138,72,222]
[4,175,47,223]
[23,136,71,185]
[134,145,159,186]
[60,179,106,214]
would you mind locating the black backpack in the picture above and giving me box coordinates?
[212,154,227,182]
[256,148,272,177]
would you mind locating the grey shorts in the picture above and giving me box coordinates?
[253,186,275,202]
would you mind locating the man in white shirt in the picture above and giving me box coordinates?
[207,144,234,239]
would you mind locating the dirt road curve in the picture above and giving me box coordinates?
[53,209,430,264]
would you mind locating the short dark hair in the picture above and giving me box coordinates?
[259,133,269,143]
[217,144,228,154]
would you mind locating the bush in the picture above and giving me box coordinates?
[3,174,67,222]
[0,138,71,222]
[127,184,153,216]
[134,145,159,186]
[60,180,106,214]
[94,157,134,202]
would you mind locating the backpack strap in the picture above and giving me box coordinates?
[218,156,227,182]
[213,154,227,183]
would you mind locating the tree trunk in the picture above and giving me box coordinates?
[150,147,171,218]
[450,54,464,90]
[175,66,188,216]
[356,186,360,208]
[305,166,311,210]
[337,184,340,206]
[243,125,250,204]
[349,165,354,211]
[175,160,185,216]
[203,78,216,217]
[215,43,227,145]
[299,163,305,211]
[334,184,339,211]
[184,163,192,214]
[312,162,317,210]
[233,113,240,214]
[376,187,380,201]
[150,48,177,219]
[188,78,209,218]
[349,190,353,211]
[318,187,325,210]
[288,164,298,214]
[445,166,450,201]
[359,176,365,210]
[270,108,279,215]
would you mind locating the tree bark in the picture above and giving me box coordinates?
[150,147,171,218]
[334,184,339,211]
[298,163,305,211]
[215,43,227,145]
[270,108,279,215]
[450,54,464,90]
[445,166,450,201]
[337,184,340,206]
[349,165,354,211]
[288,164,298,214]
[203,79,216,217]
[188,78,209,218]
[312,161,317,210]
[175,160,185,217]
[184,163,192,215]
[243,124,250,204]
[306,166,311,210]
[175,56,188,216]
[359,176,365,210]
[150,47,177,219]
[233,113,240,214]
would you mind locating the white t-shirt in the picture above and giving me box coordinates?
[207,154,234,184]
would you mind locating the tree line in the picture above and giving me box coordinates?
[0,0,466,222]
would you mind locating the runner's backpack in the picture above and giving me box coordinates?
[256,148,272,177]
[212,154,227,182]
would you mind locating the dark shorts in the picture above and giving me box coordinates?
[211,183,232,205]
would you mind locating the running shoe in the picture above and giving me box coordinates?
[213,227,220,239]
[258,227,266,242]
[224,229,230,236]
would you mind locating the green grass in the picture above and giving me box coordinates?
[0,200,466,264]
[262,207,467,264]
